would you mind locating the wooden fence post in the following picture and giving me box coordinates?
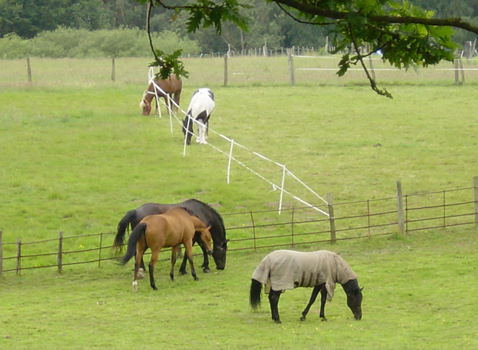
[460,59,465,84]
[474,176,478,228]
[223,54,228,87]
[291,207,295,247]
[250,211,256,251]
[57,231,63,274]
[98,232,103,267]
[287,49,295,86]
[27,57,32,83]
[454,58,465,85]
[16,239,21,275]
[396,180,405,234]
[111,55,116,82]
[327,193,336,243]
[0,230,2,277]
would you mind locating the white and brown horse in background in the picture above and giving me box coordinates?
[182,88,215,145]
[139,74,182,116]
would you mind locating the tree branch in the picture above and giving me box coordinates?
[272,0,478,35]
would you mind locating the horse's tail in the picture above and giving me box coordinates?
[250,279,263,310]
[113,209,137,253]
[120,222,147,265]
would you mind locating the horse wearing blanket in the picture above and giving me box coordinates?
[250,250,363,324]
[182,88,215,145]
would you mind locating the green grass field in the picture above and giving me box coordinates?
[1,56,478,349]
[1,230,477,350]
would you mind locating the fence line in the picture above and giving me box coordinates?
[146,67,328,215]
[1,178,477,276]
[13,48,478,88]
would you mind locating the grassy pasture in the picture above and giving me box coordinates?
[1,56,478,349]
[1,230,477,350]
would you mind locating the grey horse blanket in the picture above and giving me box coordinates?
[251,250,357,301]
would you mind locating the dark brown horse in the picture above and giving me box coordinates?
[139,74,182,116]
[120,207,212,291]
[114,199,228,273]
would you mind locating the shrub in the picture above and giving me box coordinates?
[1,27,200,59]
[0,33,30,58]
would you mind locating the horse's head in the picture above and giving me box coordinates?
[198,226,213,254]
[139,99,151,115]
[212,239,229,270]
[345,280,363,320]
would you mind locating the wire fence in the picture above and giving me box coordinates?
[1,178,477,276]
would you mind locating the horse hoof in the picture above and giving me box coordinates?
[321,318,328,322]
[179,270,187,275]
[202,268,211,273]
[300,316,306,322]
[274,319,282,324]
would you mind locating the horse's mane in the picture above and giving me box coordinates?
[186,199,226,238]
[343,278,361,294]
[178,206,195,216]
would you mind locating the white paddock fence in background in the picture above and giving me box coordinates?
[286,53,477,86]
[146,68,329,216]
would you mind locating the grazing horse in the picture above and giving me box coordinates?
[113,199,228,273]
[182,88,215,145]
[120,207,212,291]
[139,74,182,116]
[249,250,363,324]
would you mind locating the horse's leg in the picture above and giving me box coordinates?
[184,117,193,145]
[148,249,160,290]
[184,242,199,281]
[136,257,146,279]
[173,91,181,112]
[133,248,145,292]
[169,246,179,281]
[179,253,188,275]
[318,284,328,321]
[300,284,322,321]
[165,93,172,114]
[197,123,207,144]
[195,240,210,273]
[268,290,282,324]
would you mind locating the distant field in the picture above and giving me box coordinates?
[1,57,478,242]
[3,54,478,87]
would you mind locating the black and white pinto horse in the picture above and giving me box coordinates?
[250,250,363,324]
[182,88,215,145]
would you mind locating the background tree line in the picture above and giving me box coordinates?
[1,0,477,58]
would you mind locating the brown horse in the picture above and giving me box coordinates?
[120,207,212,291]
[139,74,182,116]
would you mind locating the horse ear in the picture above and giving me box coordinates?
[206,226,211,230]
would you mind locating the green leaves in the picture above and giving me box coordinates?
[147,0,249,80]
[174,0,250,34]
[140,0,477,98]
[149,49,189,80]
